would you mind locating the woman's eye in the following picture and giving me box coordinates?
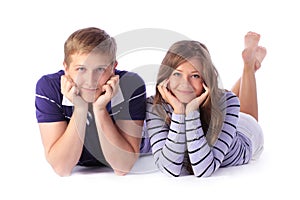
[191,74,200,78]
[173,72,181,77]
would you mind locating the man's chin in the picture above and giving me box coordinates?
[81,94,99,103]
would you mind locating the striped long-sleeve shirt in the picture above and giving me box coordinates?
[145,91,252,177]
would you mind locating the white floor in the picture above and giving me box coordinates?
[3,138,298,200]
[1,0,300,199]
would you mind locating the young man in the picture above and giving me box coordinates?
[35,27,146,176]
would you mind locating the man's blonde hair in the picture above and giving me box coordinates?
[64,27,116,66]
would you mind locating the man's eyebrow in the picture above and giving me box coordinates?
[96,64,109,67]
[94,65,111,70]
[73,64,109,68]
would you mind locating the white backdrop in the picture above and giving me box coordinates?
[1,0,299,199]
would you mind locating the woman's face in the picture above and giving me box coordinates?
[168,59,204,103]
[65,52,115,103]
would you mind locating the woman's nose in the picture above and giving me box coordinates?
[179,75,191,86]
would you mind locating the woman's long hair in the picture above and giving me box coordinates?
[153,40,225,146]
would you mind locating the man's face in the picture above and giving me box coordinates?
[65,52,115,103]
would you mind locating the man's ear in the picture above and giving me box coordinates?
[63,61,68,75]
[113,60,118,69]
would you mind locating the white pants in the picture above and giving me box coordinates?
[237,112,264,160]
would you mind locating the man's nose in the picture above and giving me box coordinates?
[87,72,101,87]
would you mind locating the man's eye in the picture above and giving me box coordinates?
[77,67,85,71]
[98,67,106,72]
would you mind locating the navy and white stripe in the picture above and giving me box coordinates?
[145,91,252,177]
[146,99,186,177]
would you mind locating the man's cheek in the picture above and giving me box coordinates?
[99,75,111,86]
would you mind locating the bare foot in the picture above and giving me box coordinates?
[242,47,256,71]
[244,31,260,49]
[254,46,267,71]
[244,32,266,71]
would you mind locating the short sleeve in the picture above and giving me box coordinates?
[111,71,146,121]
[35,72,66,123]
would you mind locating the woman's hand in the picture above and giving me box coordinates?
[186,83,209,115]
[93,75,120,111]
[61,75,87,108]
[157,79,185,114]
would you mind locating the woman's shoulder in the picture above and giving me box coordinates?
[146,95,155,103]
[146,96,155,111]
[146,95,173,115]
[224,90,238,99]
[219,90,240,107]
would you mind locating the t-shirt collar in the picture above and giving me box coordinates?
[62,86,124,107]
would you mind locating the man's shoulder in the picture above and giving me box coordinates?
[36,70,64,96]
[116,69,145,92]
[37,70,64,86]
[116,69,144,82]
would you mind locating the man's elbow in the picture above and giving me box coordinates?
[114,170,128,176]
[113,154,139,176]
[46,157,73,177]
[53,166,72,177]
[50,162,73,177]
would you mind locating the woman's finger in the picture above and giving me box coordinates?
[203,82,209,93]
[157,84,164,96]
[157,84,167,101]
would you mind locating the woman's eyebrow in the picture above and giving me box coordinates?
[175,69,200,73]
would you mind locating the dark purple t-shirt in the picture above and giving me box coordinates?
[35,69,146,167]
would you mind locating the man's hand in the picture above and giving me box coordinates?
[93,75,120,110]
[61,75,87,107]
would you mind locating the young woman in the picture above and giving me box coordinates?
[145,32,266,177]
